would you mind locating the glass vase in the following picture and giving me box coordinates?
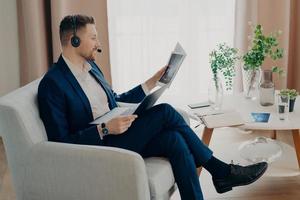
[242,68,261,100]
[208,76,223,110]
[259,69,275,106]
[289,98,296,112]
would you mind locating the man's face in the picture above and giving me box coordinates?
[76,24,100,61]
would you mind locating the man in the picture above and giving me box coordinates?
[38,14,267,200]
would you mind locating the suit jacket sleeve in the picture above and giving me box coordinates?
[38,77,102,145]
[113,85,146,103]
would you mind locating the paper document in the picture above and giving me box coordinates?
[90,85,169,125]
[194,110,244,128]
[91,105,139,125]
[158,42,186,86]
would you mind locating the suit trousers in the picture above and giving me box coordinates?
[103,103,213,200]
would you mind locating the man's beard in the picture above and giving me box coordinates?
[81,50,96,61]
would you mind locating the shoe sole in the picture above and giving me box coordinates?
[215,165,268,194]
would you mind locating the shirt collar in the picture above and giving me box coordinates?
[62,54,92,78]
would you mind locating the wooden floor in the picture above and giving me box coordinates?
[1,133,300,200]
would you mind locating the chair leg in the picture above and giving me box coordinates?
[197,127,214,176]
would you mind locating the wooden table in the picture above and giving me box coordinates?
[197,93,300,175]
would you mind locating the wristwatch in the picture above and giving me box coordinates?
[101,123,109,136]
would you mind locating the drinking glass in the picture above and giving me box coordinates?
[277,95,289,120]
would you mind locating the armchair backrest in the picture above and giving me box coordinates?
[0,79,47,196]
[0,79,47,145]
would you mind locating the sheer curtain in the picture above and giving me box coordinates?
[107,0,235,105]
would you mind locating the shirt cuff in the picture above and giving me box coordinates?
[141,83,150,95]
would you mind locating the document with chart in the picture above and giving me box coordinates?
[158,42,186,86]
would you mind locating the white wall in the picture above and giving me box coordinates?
[0,0,20,96]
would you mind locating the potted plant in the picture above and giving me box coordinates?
[242,24,284,99]
[280,89,299,112]
[209,43,240,91]
[208,43,239,109]
[279,89,289,97]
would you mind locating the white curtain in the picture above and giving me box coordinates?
[107,0,236,105]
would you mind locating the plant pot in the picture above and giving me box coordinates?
[289,98,296,112]
[242,68,261,100]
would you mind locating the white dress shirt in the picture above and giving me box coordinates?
[63,55,111,120]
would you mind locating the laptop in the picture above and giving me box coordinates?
[91,84,169,124]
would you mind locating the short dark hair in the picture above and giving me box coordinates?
[59,14,95,46]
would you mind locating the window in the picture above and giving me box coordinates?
[107,0,235,105]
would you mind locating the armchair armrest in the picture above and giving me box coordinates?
[25,142,150,200]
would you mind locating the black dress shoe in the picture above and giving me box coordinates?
[212,162,268,193]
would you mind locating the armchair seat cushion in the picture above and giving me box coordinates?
[145,157,175,199]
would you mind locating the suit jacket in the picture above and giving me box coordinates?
[38,55,146,145]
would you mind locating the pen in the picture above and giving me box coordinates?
[194,124,201,128]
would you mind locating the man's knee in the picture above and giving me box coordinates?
[156,103,176,115]
[156,103,172,109]
[152,103,188,128]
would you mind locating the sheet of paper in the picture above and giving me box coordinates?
[90,106,137,125]
[198,111,244,128]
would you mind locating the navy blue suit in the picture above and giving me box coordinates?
[38,55,213,200]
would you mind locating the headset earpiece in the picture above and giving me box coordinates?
[71,35,80,48]
[71,16,80,48]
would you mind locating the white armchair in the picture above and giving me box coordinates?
[0,79,190,200]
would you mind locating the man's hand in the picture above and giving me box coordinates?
[106,115,138,135]
[145,66,168,91]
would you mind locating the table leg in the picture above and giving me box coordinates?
[292,129,300,169]
[271,130,277,140]
[197,127,214,176]
[201,127,214,145]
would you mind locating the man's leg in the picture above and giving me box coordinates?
[156,104,231,177]
[157,104,268,185]
[104,103,223,175]
[103,104,208,199]
[103,103,212,163]
[103,103,268,194]
[142,131,204,200]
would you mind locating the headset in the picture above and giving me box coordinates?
[71,15,80,48]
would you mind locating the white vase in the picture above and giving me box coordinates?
[242,68,261,100]
[208,76,223,110]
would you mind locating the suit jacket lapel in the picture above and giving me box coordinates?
[58,56,94,119]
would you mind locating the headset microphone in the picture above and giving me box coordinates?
[97,49,102,53]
